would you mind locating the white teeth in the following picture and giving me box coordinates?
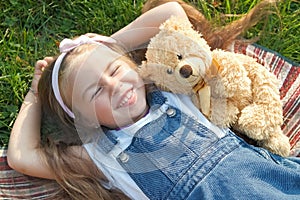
[119,90,133,108]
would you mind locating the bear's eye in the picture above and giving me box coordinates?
[166,68,173,74]
[177,54,183,60]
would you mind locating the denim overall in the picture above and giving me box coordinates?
[96,88,300,200]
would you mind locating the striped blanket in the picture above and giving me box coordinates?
[0,148,59,199]
[1,43,299,199]
[233,42,300,156]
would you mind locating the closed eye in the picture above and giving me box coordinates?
[90,65,122,101]
[91,86,103,101]
[111,65,121,77]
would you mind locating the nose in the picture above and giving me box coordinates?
[179,65,193,78]
[102,76,122,95]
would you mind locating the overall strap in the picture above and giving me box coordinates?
[146,84,167,109]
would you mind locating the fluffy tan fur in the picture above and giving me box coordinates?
[138,16,290,157]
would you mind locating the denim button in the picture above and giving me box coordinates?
[166,108,176,117]
[119,152,129,163]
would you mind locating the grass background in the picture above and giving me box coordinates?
[0,0,299,147]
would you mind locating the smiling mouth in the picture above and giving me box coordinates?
[118,89,136,108]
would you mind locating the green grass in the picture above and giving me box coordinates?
[0,0,299,147]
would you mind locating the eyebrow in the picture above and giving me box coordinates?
[82,82,97,102]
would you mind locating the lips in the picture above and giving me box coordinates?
[117,89,137,108]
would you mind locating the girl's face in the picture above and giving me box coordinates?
[69,45,148,129]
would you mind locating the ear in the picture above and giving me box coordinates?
[137,62,153,81]
[160,16,194,33]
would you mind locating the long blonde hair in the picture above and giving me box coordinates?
[142,0,277,50]
[38,43,130,200]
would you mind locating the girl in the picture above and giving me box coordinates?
[7,0,300,199]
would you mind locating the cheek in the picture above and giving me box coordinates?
[132,71,145,87]
[123,65,140,79]
[94,101,119,128]
[95,99,109,112]
[94,98,113,119]
[72,96,104,123]
[76,102,108,127]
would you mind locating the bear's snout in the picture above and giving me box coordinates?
[179,65,193,78]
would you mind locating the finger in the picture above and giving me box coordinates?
[34,60,48,75]
[85,33,99,38]
[35,60,48,70]
[44,56,54,64]
[92,35,116,43]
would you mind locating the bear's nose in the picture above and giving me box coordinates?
[179,65,193,78]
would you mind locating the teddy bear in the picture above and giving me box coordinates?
[138,16,291,157]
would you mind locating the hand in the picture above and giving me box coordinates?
[30,57,54,95]
[84,33,103,40]
[84,33,116,43]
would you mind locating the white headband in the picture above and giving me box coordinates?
[52,35,116,119]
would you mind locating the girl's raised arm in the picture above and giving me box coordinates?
[113,2,188,50]
[7,59,53,179]
[7,59,89,180]
[86,2,188,50]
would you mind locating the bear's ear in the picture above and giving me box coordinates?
[137,61,152,79]
[160,16,193,33]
